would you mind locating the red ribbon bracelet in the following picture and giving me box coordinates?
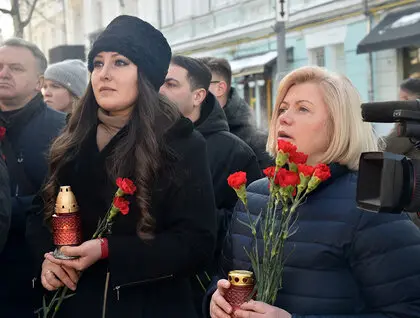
[99,238,109,259]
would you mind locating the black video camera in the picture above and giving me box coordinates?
[357,99,420,213]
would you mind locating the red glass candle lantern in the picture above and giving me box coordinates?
[51,186,82,259]
[225,270,255,314]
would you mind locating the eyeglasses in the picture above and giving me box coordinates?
[210,81,221,84]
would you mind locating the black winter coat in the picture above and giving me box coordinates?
[0,151,10,254]
[0,94,66,317]
[28,117,217,318]
[195,94,261,258]
[196,93,261,215]
[193,93,261,316]
[207,164,420,318]
[224,88,274,170]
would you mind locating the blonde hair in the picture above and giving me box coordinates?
[267,66,378,170]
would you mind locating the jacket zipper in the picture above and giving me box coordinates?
[15,151,24,197]
[114,274,174,301]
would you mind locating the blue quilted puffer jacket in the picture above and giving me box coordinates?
[206,164,420,318]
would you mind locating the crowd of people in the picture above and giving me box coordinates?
[0,14,419,318]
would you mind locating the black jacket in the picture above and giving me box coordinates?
[206,164,420,317]
[195,94,261,257]
[192,94,261,316]
[224,88,274,169]
[196,93,261,213]
[384,125,420,227]
[0,151,10,254]
[28,117,217,317]
[0,93,66,317]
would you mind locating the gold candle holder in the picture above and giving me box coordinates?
[225,270,255,314]
[51,186,82,259]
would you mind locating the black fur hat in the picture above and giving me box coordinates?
[88,15,171,91]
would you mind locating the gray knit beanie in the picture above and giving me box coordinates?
[44,59,88,98]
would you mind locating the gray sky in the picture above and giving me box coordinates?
[0,0,14,38]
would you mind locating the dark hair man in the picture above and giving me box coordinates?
[0,37,66,316]
[160,55,261,317]
[201,57,274,169]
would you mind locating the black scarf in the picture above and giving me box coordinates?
[0,93,45,195]
[0,93,45,140]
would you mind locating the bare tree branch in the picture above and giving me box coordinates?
[21,0,39,27]
[0,7,12,14]
[11,0,20,21]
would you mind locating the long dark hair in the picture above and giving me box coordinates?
[43,73,180,239]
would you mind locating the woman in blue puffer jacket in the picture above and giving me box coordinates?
[208,66,420,318]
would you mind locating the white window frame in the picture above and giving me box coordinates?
[308,47,325,67]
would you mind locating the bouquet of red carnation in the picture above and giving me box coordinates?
[39,178,136,318]
[227,139,331,305]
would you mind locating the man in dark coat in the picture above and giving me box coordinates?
[0,148,11,254]
[200,57,274,170]
[0,38,66,317]
[160,55,261,316]
[384,78,420,227]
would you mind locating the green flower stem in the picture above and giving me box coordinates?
[239,162,320,305]
[245,204,260,281]
[43,289,60,318]
[51,286,68,318]
[196,274,206,292]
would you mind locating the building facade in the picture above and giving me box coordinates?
[19,0,420,134]
[146,0,419,133]
[24,0,86,63]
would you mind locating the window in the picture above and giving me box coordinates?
[122,0,138,16]
[160,0,174,26]
[309,47,325,67]
[334,44,345,74]
[174,0,192,21]
[193,0,210,16]
[95,1,103,29]
[211,0,239,10]
[290,0,332,14]
[403,47,420,79]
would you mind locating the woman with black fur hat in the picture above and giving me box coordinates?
[28,15,217,317]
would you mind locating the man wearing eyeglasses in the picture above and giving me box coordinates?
[160,55,262,317]
[200,57,274,170]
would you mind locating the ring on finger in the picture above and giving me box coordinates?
[45,270,54,277]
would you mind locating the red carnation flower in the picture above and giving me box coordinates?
[297,164,315,177]
[227,171,247,190]
[277,139,297,154]
[113,197,130,215]
[274,168,300,187]
[313,164,331,181]
[289,151,308,164]
[263,166,276,179]
[116,177,137,195]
